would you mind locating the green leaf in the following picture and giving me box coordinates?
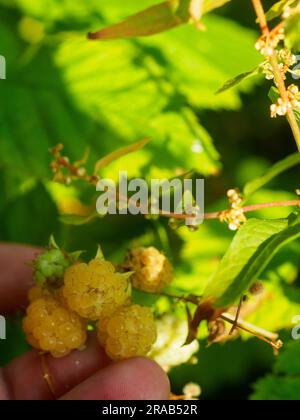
[265,1,300,50]
[0,183,59,245]
[265,0,295,21]
[0,2,260,187]
[251,341,300,400]
[251,376,300,400]
[240,240,300,333]
[203,213,300,308]
[285,13,300,51]
[203,0,232,13]
[295,109,300,127]
[275,341,300,376]
[268,86,279,103]
[243,153,300,198]
[216,68,259,94]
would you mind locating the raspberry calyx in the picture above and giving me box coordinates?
[33,236,82,289]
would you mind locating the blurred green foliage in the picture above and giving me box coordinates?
[1,0,300,400]
[251,340,300,400]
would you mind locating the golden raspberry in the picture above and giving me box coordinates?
[28,285,48,302]
[23,294,87,358]
[62,259,131,320]
[97,304,157,361]
[123,247,173,293]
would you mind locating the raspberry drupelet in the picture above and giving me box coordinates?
[97,304,157,361]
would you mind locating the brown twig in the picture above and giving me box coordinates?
[229,296,246,336]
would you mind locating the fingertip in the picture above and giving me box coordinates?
[61,356,170,400]
[4,333,110,400]
[0,244,40,313]
[125,357,170,400]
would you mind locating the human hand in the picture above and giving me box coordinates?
[0,244,170,400]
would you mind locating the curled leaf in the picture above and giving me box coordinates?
[216,68,259,94]
[88,1,186,40]
[88,0,232,41]
[95,137,150,172]
[244,153,300,198]
[59,211,99,226]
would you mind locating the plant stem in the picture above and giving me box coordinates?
[270,52,300,152]
[146,290,281,350]
[221,313,282,350]
[160,199,300,221]
[251,0,269,35]
[251,0,300,152]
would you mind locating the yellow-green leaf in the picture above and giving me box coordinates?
[203,213,300,308]
[243,153,300,198]
[216,68,259,94]
[203,0,231,14]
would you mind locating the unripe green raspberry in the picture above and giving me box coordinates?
[97,304,157,361]
[33,237,81,288]
[34,249,70,287]
[63,258,132,320]
[123,247,173,293]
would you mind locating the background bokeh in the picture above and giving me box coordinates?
[1,0,300,400]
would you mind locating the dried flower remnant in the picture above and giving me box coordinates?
[219,189,247,231]
[271,84,300,118]
[261,48,297,81]
[50,144,98,186]
[255,26,285,57]
[283,2,300,19]
[183,382,202,400]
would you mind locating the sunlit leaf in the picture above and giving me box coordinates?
[285,13,300,50]
[265,0,294,21]
[243,254,300,333]
[1,4,261,181]
[243,153,300,198]
[203,0,232,13]
[251,341,300,400]
[203,213,300,308]
[216,68,259,94]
